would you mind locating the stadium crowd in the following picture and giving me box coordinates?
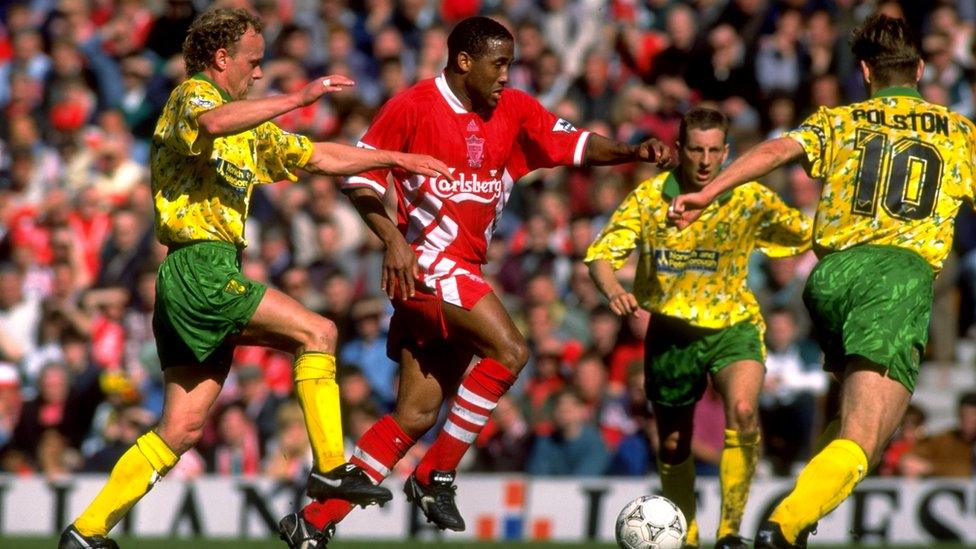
[0,0,974,484]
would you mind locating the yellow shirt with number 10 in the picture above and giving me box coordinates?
[785,86,976,273]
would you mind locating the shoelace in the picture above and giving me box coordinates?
[432,483,459,506]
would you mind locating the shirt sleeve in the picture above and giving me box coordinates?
[584,186,644,269]
[253,122,314,183]
[342,95,414,195]
[510,90,591,178]
[168,80,224,157]
[754,185,813,258]
[784,107,832,179]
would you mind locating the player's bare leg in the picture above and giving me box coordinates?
[760,358,910,547]
[64,366,223,548]
[290,342,469,546]
[711,360,763,548]
[241,287,391,507]
[404,293,525,530]
[653,404,699,548]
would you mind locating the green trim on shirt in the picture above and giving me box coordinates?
[662,171,733,205]
[191,72,233,102]
[871,86,923,100]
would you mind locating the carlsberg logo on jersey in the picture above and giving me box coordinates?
[429,170,503,204]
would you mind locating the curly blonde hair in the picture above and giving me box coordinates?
[182,8,264,76]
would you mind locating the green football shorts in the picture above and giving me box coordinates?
[644,315,764,407]
[803,244,933,393]
[153,241,266,369]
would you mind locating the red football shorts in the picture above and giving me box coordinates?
[386,270,492,359]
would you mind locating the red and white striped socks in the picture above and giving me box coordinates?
[303,414,414,529]
[414,358,516,484]
[302,358,516,530]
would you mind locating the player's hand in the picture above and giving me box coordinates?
[394,153,453,180]
[608,291,640,316]
[381,235,419,300]
[637,137,673,168]
[667,191,711,229]
[300,75,355,105]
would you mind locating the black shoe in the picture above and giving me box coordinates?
[277,512,335,549]
[797,522,817,547]
[403,470,466,531]
[306,463,392,507]
[754,521,815,549]
[715,533,749,548]
[58,525,119,549]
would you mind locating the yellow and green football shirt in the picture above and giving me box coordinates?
[786,86,976,272]
[585,171,812,332]
[151,74,314,248]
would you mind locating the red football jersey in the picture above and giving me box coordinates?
[344,74,590,285]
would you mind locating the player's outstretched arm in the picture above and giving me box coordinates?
[669,136,805,229]
[345,187,419,300]
[197,75,354,138]
[583,134,673,168]
[306,142,452,179]
[587,259,639,316]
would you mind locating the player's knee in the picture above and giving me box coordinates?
[157,416,206,454]
[393,406,439,438]
[660,431,688,458]
[729,399,758,431]
[491,338,529,373]
[295,315,337,353]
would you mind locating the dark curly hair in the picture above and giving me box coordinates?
[447,17,513,70]
[850,14,920,87]
[182,8,264,76]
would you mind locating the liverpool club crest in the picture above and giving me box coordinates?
[465,134,484,168]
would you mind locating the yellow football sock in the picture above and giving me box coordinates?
[770,438,868,543]
[74,431,177,536]
[717,429,760,539]
[658,456,698,547]
[294,351,345,471]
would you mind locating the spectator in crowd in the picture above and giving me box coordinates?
[755,8,805,96]
[0,363,22,449]
[527,389,611,476]
[339,297,397,411]
[6,361,71,465]
[900,392,976,477]
[572,352,633,450]
[879,404,927,477]
[473,395,533,473]
[608,361,658,476]
[209,401,262,477]
[82,405,155,472]
[235,363,287,453]
[0,263,41,364]
[759,307,828,476]
[264,400,312,485]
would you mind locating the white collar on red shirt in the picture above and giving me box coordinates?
[435,72,468,114]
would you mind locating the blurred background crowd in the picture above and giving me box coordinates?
[0,0,974,485]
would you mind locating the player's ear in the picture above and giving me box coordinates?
[859,60,871,85]
[215,48,228,71]
[456,51,472,73]
[914,59,924,83]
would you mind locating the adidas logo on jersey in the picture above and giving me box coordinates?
[466,120,479,132]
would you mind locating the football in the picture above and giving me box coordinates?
[615,495,688,549]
